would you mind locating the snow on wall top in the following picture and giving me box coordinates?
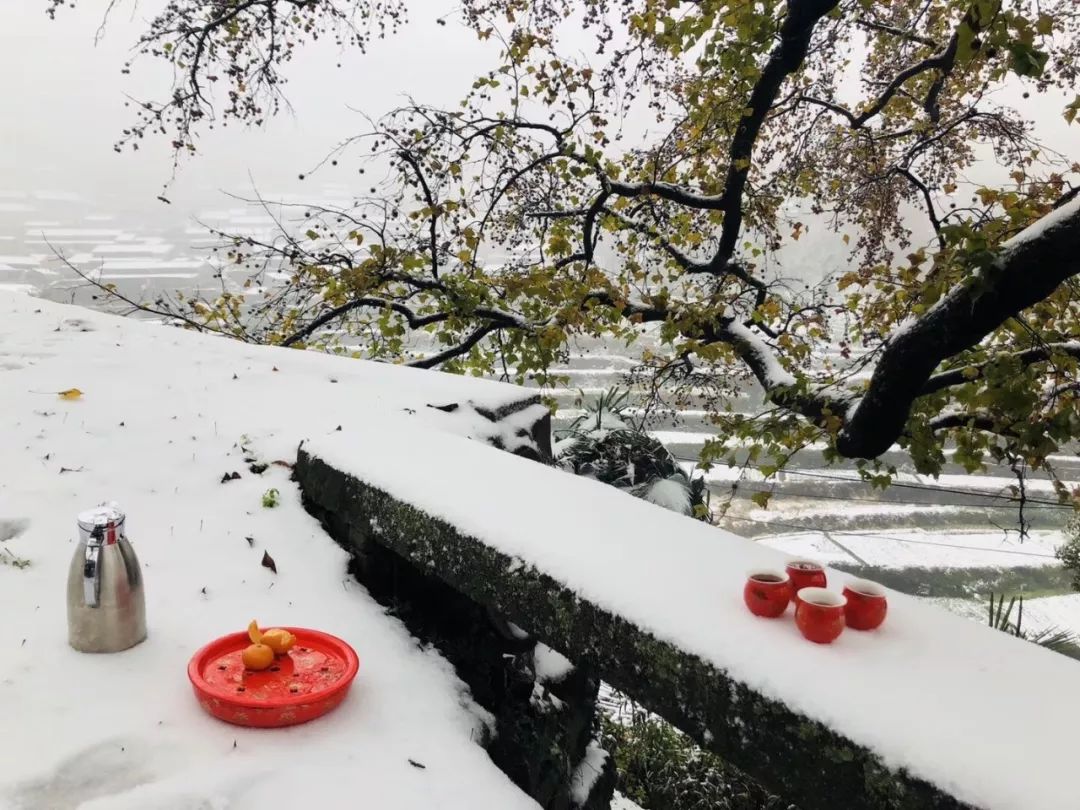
[306,421,1080,810]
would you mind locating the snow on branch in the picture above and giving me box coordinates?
[999,195,1080,254]
[716,319,796,391]
[837,199,1080,459]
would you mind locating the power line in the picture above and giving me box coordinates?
[730,484,1067,510]
[720,516,1061,559]
[672,454,1073,509]
[779,468,1070,507]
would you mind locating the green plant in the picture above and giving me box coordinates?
[1054,516,1080,591]
[563,386,633,436]
[558,428,710,521]
[261,488,280,508]
[987,592,1080,658]
[600,709,784,810]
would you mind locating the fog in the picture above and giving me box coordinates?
[1,0,495,221]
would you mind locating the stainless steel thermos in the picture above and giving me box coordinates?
[66,503,147,653]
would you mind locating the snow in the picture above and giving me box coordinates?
[932,593,1080,639]
[490,402,550,455]
[999,195,1080,252]
[569,741,608,806]
[1013,593,1080,637]
[533,643,574,685]
[0,283,37,296]
[938,593,1080,642]
[0,290,538,809]
[640,476,692,515]
[306,412,1080,809]
[719,320,796,389]
[611,794,645,810]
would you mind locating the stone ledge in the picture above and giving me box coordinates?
[296,448,971,810]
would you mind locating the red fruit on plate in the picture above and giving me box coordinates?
[188,627,359,728]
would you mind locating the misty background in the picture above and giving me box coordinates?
[2,0,1074,299]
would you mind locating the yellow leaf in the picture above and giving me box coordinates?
[58,388,83,400]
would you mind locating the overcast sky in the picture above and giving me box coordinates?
[0,0,496,221]
[1,1,1074,233]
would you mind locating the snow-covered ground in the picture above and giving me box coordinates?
[0,290,541,809]
[932,592,1080,639]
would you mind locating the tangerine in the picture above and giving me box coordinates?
[242,643,275,671]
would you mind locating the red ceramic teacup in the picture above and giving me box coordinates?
[743,569,792,618]
[794,587,846,644]
[843,579,888,631]
[786,560,827,597]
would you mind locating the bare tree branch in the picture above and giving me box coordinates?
[927,411,1018,436]
[707,0,841,272]
[407,324,500,369]
[281,297,451,347]
[607,180,729,210]
[397,149,441,279]
[854,16,939,48]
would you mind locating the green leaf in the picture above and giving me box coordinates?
[1008,42,1049,78]
[1064,95,1080,125]
[956,21,977,63]
[750,491,772,509]
[305,229,319,241]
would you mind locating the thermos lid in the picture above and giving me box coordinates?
[77,502,126,532]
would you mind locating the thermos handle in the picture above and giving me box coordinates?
[83,527,104,608]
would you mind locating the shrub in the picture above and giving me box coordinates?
[1055,515,1080,592]
[599,708,786,810]
[556,388,711,521]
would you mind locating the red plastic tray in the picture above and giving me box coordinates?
[188,627,359,728]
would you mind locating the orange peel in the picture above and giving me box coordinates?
[261,628,297,655]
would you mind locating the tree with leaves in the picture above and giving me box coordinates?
[53,0,1080,496]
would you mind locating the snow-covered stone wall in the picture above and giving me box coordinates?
[297,425,1080,810]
